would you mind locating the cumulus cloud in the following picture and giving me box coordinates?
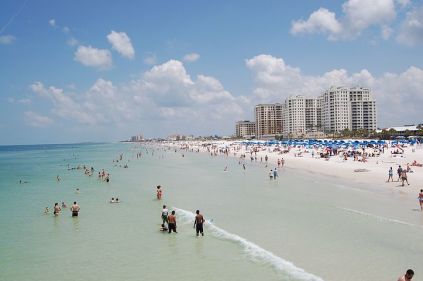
[0,35,16,45]
[67,37,79,47]
[183,53,200,62]
[29,60,246,135]
[24,111,53,127]
[107,31,135,59]
[246,54,423,127]
[291,0,399,40]
[397,6,423,46]
[74,45,112,69]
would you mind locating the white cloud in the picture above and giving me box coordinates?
[0,35,16,45]
[74,45,112,69]
[291,0,399,40]
[62,26,70,33]
[291,8,342,38]
[246,54,423,127]
[107,31,135,59]
[183,53,200,62]
[397,6,423,46]
[49,19,56,27]
[29,60,245,135]
[24,111,53,127]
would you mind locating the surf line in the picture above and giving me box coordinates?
[338,207,423,229]
[174,207,324,281]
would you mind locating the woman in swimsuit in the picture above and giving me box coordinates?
[418,189,423,211]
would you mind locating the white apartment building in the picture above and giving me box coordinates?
[320,86,377,133]
[349,87,377,131]
[255,104,283,138]
[282,96,322,137]
[235,120,256,138]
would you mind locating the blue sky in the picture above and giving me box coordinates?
[1,0,423,144]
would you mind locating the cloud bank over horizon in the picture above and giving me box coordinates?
[22,55,423,140]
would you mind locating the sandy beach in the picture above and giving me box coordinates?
[163,139,423,194]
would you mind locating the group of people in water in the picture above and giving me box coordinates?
[158,196,205,236]
[45,201,80,217]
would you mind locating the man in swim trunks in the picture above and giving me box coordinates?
[419,190,423,211]
[194,210,205,236]
[167,210,177,233]
[398,269,414,281]
[161,205,169,225]
[70,201,80,217]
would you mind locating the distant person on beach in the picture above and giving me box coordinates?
[70,201,80,217]
[156,185,162,200]
[194,210,205,236]
[398,269,414,281]
[273,168,278,179]
[269,170,273,180]
[162,205,169,225]
[44,207,49,214]
[419,190,423,211]
[167,211,177,233]
[387,167,394,182]
[401,171,409,186]
[397,166,403,182]
[56,175,61,182]
[110,198,115,203]
[53,203,61,216]
[61,202,67,208]
[75,188,80,194]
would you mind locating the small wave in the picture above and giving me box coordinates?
[338,207,422,228]
[174,207,324,281]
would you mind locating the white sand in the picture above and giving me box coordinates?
[163,140,423,194]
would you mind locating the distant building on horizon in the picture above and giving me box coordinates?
[255,104,283,139]
[130,135,144,142]
[235,120,256,138]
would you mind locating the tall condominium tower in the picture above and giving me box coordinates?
[320,86,377,133]
[282,96,321,137]
[254,104,283,138]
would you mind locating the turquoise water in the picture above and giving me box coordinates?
[0,143,422,281]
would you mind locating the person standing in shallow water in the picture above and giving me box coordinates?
[398,269,414,281]
[194,210,205,236]
[70,201,80,217]
[167,211,177,233]
[161,205,169,225]
[156,185,162,200]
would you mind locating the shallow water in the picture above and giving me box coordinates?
[0,143,422,281]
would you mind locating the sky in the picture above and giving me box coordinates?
[1,0,423,144]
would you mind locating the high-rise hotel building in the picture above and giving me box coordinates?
[282,96,321,137]
[320,87,377,133]
[255,104,283,138]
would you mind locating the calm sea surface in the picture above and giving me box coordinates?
[0,143,422,281]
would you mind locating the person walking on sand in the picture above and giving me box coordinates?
[419,190,423,211]
[161,205,169,225]
[398,269,414,281]
[194,210,205,236]
[401,170,409,186]
[387,167,394,182]
[167,210,177,233]
[397,165,403,182]
[70,201,80,217]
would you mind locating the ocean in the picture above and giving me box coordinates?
[0,143,422,281]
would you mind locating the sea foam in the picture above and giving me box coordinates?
[174,207,325,281]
